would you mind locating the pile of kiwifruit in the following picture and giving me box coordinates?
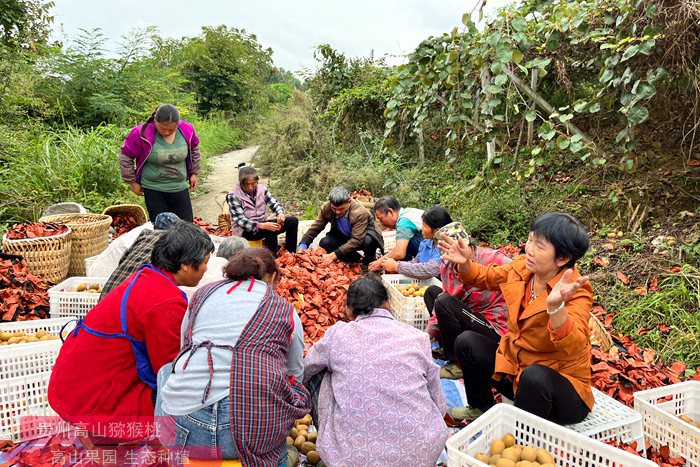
[69,283,103,293]
[475,432,557,466]
[287,414,321,465]
[0,329,59,345]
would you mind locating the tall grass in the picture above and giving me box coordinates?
[0,116,246,230]
[0,125,128,225]
[185,113,247,176]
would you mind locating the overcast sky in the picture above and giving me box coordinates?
[51,0,513,75]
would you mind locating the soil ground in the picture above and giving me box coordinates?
[191,146,259,224]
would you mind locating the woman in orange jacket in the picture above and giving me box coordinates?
[439,212,593,424]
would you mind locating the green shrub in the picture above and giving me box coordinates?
[0,124,129,224]
[0,114,244,228]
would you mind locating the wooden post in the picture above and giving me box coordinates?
[527,68,538,147]
[481,65,496,164]
[504,66,598,149]
[416,127,425,165]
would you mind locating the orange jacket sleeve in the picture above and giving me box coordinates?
[547,282,593,350]
[457,258,515,292]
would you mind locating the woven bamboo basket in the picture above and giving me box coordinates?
[589,311,614,352]
[216,191,231,232]
[39,214,112,277]
[1,228,72,283]
[102,204,147,227]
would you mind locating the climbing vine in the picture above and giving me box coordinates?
[383,0,697,177]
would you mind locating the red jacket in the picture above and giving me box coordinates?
[48,267,186,439]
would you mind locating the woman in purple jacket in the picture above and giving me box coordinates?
[119,104,201,222]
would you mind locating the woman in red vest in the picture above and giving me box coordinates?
[226,164,298,255]
[48,222,214,442]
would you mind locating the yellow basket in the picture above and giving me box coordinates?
[247,239,264,248]
[1,228,72,283]
[39,213,112,277]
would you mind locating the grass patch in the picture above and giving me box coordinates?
[608,264,700,368]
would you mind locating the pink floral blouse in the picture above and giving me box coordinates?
[303,308,448,466]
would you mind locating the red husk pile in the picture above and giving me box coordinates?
[111,214,140,239]
[349,189,373,199]
[589,305,689,407]
[276,250,361,350]
[193,217,233,237]
[604,440,686,466]
[0,254,50,321]
[4,222,68,240]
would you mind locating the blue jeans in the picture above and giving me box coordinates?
[154,363,288,465]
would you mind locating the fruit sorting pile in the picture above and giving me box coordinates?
[287,414,321,465]
[193,216,233,237]
[110,213,140,239]
[276,250,361,349]
[0,254,50,322]
[396,283,428,297]
[4,222,69,240]
[475,433,557,467]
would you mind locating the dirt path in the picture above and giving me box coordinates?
[191,146,259,224]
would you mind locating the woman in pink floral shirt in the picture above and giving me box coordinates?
[303,276,449,467]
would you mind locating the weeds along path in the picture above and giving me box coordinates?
[191,145,258,224]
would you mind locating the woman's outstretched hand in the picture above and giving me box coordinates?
[547,269,590,309]
[438,236,472,265]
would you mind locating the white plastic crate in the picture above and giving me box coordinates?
[570,388,645,451]
[634,381,700,466]
[0,372,58,442]
[382,229,396,251]
[0,318,76,442]
[503,388,645,453]
[49,276,108,319]
[0,318,76,381]
[446,404,655,466]
[381,274,441,331]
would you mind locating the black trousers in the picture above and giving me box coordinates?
[425,286,501,362]
[243,216,298,256]
[305,370,326,426]
[423,285,441,316]
[143,188,193,222]
[455,330,591,424]
[319,232,382,265]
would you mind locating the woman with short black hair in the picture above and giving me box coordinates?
[49,221,214,442]
[156,248,308,464]
[303,275,448,466]
[440,212,593,425]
